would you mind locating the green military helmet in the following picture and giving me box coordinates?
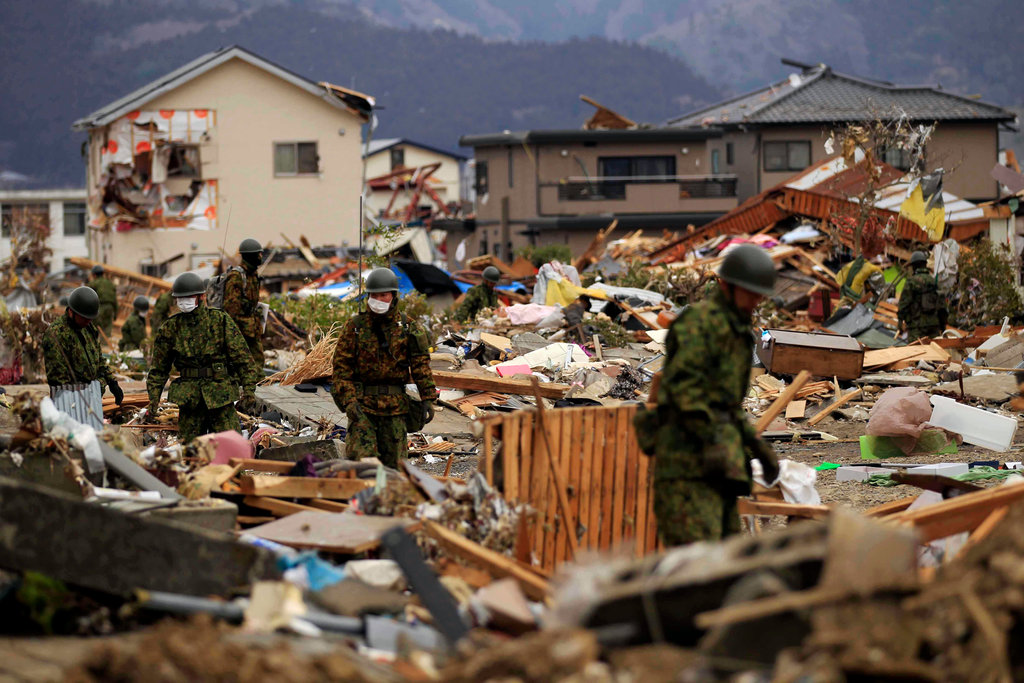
[68,286,100,319]
[717,244,777,296]
[58,295,69,307]
[482,266,500,283]
[91,264,104,277]
[133,295,150,312]
[365,267,399,293]
[172,271,206,297]
[909,250,928,266]
[238,238,263,254]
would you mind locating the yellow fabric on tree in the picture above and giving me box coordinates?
[899,185,945,242]
[543,278,609,306]
[835,259,883,296]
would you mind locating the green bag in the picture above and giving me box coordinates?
[406,398,428,433]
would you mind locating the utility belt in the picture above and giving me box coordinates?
[362,384,405,396]
[180,364,227,380]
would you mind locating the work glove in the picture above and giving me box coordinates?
[108,381,124,406]
[238,387,259,415]
[345,402,365,424]
[147,401,160,420]
[424,400,436,424]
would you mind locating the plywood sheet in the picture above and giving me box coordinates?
[245,512,418,553]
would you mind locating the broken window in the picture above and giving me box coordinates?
[274,142,319,175]
[63,202,87,236]
[167,145,201,178]
[726,142,734,165]
[390,146,405,170]
[2,203,49,239]
[764,141,811,172]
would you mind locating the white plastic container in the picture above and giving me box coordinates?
[929,395,1017,452]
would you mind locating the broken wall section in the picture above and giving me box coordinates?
[89,109,218,233]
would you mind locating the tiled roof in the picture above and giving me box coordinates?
[669,66,1016,128]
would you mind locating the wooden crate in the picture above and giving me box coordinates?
[480,405,657,573]
[757,329,863,380]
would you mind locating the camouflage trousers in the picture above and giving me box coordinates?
[243,335,264,370]
[654,479,741,547]
[96,304,116,336]
[177,402,241,445]
[346,411,409,469]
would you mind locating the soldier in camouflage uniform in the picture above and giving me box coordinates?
[42,286,123,405]
[898,250,945,341]
[454,266,500,322]
[147,272,261,444]
[331,268,438,468]
[222,238,265,367]
[87,264,118,336]
[118,296,149,352]
[150,291,174,334]
[634,245,779,546]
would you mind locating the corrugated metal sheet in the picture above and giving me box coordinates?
[51,381,103,431]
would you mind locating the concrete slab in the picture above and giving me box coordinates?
[255,385,346,429]
[837,465,896,482]
[907,463,969,477]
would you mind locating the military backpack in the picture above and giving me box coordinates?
[205,266,245,310]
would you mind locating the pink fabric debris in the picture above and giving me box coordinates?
[496,364,532,378]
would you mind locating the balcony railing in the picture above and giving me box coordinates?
[551,174,738,201]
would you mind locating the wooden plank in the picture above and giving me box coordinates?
[955,506,1009,559]
[888,485,1024,543]
[422,521,550,601]
[242,496,325,517]
[231,458,294,474]
[519,413,534,536]
[306,499,350,513]
[599,406,617,551]
[483,422,495,485]
[864,496,918,518]
[69,257,172,291]
[807,388,863,426]
[611,407,629,550]
[239,476,372,500]
[635,411,651,558]
[863,346,929,368]
[433,370,570,399]
[542,407,562,568]
[736,499,831,519]
[785,400,807,419]
[755,370,812,434]
[589,409,606,552]
[622,410,639,550]
[529,411,548,565]
[504,417,520,502]
[246,511,417,554]
[566,409,584,563]
[579,409,596,550]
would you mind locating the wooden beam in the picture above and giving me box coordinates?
[242,496,329,517]
[433,370,570,400]
[421,521,550,601]
[755,370,812,434]
[888,485,1024,543]
[864,496,918,518]
[229,458,294,474]
[69,257,172,291]
[531,377,578,560]
[807,388,863,426]
[306,499,350,513]
[736,498,831,520]
[239,475,372,500]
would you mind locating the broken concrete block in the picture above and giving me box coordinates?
[907,463,969,477]
[934,373,1019,404]
[346,559,407,591]
[259,438,345,462]
[0,476,278,597]
[142,498,239,533]
[837,465,895,482]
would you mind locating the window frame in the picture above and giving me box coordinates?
[596,155,677,182]
[475,160,489,196]
[390,146,405,170]
[763,140,811,172]
[62,202,87,237]
[273,141,320,177]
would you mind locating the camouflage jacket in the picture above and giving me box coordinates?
[898,268,943,336]
[222,262,261,339]
[331,305,438,416]
[455,284,498,322]
[147,304,261,410]
[89,277,117,309]
[150,292,174,334]
[649,287,771,486]
[119,312,147,351]
[41,313,115,388]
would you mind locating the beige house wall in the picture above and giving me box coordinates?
[90,57,366,278]
[928,123,999,201]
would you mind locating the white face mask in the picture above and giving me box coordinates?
[367,297,391,315]
[176,296,198,313]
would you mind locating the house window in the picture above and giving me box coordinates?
[390,146,405,170]
[63,202,87,236]
[168,145,201,178]
[711,149,721,175]
[1,203,49,238]
[598,156,676,181]
[475,160,489,196]
[764,141,811,172]
[726,142,734,165]
[877,146,916,172]
[507,148,514,188]
[139,260,168,279]
[274,142,319,176]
